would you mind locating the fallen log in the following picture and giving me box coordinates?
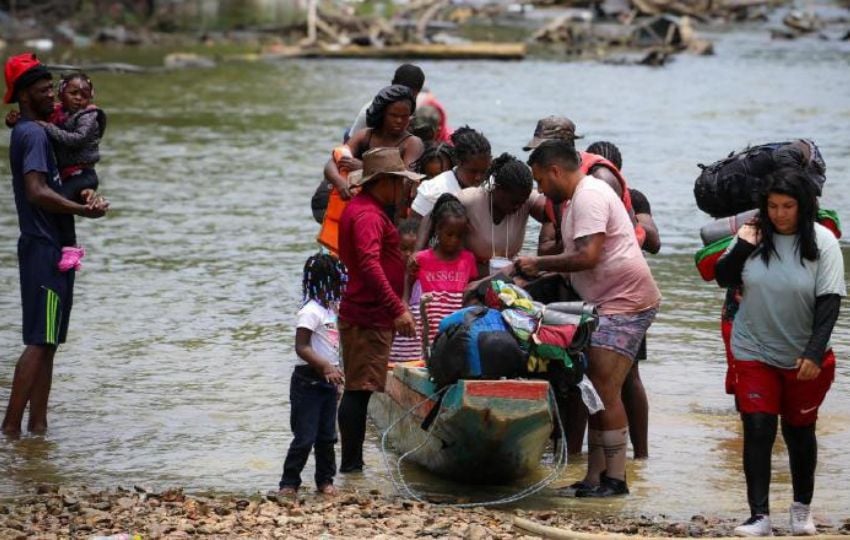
[45,62,147,73]
[284,42,527,60]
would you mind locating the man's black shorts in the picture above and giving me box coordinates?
[18,236,74,346]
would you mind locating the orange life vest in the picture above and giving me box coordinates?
[316,146,352,254]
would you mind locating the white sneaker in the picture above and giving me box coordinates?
[789,502,816,535]
[734,514,772,537]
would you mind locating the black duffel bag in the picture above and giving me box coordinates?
[427,306,526,390]
[693,140,825,218]
[310,180,332,224]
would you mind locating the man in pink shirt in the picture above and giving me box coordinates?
[516,140,661,498]
[337,147,423,472]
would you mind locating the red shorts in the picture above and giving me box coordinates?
[733,350,835,427]
[721,319,735,395]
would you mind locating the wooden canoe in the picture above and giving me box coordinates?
[369,364,552,484]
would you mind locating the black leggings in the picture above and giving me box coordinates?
[742,412,817,516]
[338,390,373,470]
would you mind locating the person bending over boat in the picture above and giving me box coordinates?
[585,140,660,461]
[452,153,546,278]
[336,148,424,472]
[526,117,645,256]
[715,169,844,537]
[517,140,661,498]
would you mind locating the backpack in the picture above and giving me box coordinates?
[694,140,825,218]
[427,306,526,389]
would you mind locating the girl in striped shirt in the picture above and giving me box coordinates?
[410,193,478,344]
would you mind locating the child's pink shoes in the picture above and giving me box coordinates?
[58,246,85,272]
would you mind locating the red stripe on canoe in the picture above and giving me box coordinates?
[465,380,549,400]
[385,374,434,419]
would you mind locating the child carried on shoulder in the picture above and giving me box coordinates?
[6,72,107,272]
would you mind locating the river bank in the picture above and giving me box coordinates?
[2,0,847,65]
[3,485,849,538]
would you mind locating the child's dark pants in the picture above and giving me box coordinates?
[279,365,338,489]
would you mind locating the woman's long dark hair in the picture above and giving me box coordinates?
[755,167,819,266]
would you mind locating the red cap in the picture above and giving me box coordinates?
[4,52,44,104]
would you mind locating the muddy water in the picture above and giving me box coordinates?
[1,27,849,521]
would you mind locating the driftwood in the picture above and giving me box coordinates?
[304,0,318,45]
[45,62,147,73]
[416,0,451,42]
[783,10,822,32]
[535,10,714,63]
[290,42,526,60]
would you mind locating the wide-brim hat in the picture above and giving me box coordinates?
[4,52,50,104]
[349,147,425,187]
[523,115,582,151]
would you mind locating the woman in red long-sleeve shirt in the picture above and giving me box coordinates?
[336,147,423,473]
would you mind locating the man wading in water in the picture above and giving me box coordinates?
[1,53,108,436]
[517,140,660,497]
[336,147,423,472]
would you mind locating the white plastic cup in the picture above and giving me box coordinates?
[489,257,513,275]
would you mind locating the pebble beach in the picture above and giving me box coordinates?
[2,486,849,538]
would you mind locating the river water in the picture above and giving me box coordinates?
[1,24,849,521]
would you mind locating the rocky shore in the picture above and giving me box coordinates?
[1,486,849,539]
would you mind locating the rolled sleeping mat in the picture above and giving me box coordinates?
[699,208,841,246]
[545,301,598,321]
[700,209,758,246]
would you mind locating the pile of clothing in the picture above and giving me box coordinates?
[427,280,599,391]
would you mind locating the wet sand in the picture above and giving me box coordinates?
[1,485,849,538]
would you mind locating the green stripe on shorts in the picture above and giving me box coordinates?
[44,287,59,346]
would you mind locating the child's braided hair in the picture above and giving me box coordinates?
[302,252,347,308]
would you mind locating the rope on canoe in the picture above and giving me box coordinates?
[380,384,568,508]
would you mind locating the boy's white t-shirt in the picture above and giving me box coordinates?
[295,300,340,366]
